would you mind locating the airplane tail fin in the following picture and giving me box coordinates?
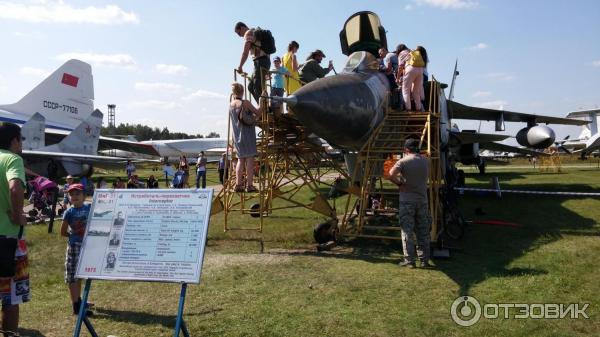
[42,109,103,155]
[0,59,94,130]
[448,59,459,101]
[567,108,600,138]
[21,112,46,150]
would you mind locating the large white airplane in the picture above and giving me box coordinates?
[560,108,600,157]
[0,59,159,159]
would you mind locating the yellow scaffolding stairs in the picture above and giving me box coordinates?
[211,70,348,232]
[340,80,444,242]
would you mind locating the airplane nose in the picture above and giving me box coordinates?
[529,125,556,148]
[282,73,387,150]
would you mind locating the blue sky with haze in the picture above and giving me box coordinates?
[0,0,599,141]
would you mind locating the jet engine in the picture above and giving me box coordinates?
[516,125,555,149]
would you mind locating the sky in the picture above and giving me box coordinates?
[0,0,599,143]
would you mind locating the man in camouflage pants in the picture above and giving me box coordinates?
[388,138,432,268]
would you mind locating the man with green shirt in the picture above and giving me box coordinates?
[0,122,29,336]
[299,49,333,84]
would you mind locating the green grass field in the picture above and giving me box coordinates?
[13,165,600,337]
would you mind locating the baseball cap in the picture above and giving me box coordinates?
[67,183,84,192]
[404,139,420,151]
[66,175,74,179]
[273,56,281,62]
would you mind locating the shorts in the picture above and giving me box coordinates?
[1,239,31,307]
[65,243,81,284]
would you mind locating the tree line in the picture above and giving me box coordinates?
[101,123,220,141]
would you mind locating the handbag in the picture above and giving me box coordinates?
[0,237,18,277]
[238,106,257,127]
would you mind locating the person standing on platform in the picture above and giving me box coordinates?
[235,22,271,103]
[229,83,260,193]
[282,41,301,94]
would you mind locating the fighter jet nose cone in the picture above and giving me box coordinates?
[270,95,297,107]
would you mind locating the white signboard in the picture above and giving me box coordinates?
[75,189,213,283]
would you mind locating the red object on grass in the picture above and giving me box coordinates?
[473,220,521,228]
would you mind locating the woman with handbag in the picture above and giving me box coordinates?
[229,83,260,192]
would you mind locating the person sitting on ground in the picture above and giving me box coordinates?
[402,46,428,111]
[127,175,139,189]
[234,21,271,103]
[229,82,260,192]
[282,40,301,94]
[270,56,290,113]
[60,183,94,316]
[147,175,159,188]
[112,177,125,189]
[299,49,333,84]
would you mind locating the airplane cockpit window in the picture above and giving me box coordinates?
[343,51,379,73]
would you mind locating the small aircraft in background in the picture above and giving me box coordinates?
[559,108,600,158]
[20,110,132,177]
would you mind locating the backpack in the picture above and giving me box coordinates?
[254,27,276,54]
[408,50,425,67]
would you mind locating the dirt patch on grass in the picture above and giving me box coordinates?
[203,253,293,273]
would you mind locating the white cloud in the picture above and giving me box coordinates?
[0,1,139,24]
[183,89,227,100]
[405,4,414,10]
[128,100,182,110]
[19,66,50,78]
[484,72,516,81]
[467,42,488,51]
[413,0,478,9]
[592,60,600,67]
[155,64,189,76]
[134,82,183,92]
[478,100,508,110]
[472,91,491,98]
[14,31,43,38]
[55,52,136,69]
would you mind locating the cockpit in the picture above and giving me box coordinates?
[342,51,380,73]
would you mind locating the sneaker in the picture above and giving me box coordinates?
[234,185,245,192]
[246,185,258,193]
[420,260,434,268]
[398,261,416,268]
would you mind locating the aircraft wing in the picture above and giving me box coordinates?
[22,150,133,163]
[453,131,509,144]
[97,136,160,156]
[479,142,549,157]
[43,129,160,157]
[448,101,588,126]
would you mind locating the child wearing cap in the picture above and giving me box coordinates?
[60,183,93,316]
[270,56,289,113]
